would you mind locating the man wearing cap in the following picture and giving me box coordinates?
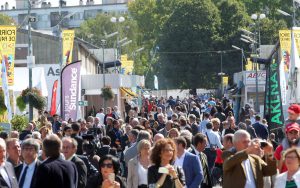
[274,122,300,173]
[285,104,300,126]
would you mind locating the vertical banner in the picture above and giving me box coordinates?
[0,26,16,86]
[61,60,81,121]
[50,80,58,116]
[1,57,12,121]
[121,55,134,75]
[264,43,284,138]
[279,30,291,105]
[222,76,228,86]
[154,75,158,90]
[62,30,75,65]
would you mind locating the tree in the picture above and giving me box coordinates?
[0,14,15,25]
[157,0,222,89]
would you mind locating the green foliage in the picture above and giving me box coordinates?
[0,14,15,25]
[16,96,26,112]
[0,90,7,115]
[11,115,28,132]
[17,88,46,112]
[101,86,114,101]
[128,0,289,89]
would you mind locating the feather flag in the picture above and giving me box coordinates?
[50,80,58,116]
[1,56,12,121]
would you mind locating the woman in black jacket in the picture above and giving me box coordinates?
[86,155,125,188]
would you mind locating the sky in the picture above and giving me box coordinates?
[10,0,102,8]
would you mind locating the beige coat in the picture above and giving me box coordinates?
[127,156,140,188]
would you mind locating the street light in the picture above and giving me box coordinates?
[27,0,46,121]
[100,39,107,108]
[217,51,226,97]
[232,45,245,72]
[250,13,266,112]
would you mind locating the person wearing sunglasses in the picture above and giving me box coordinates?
[86,155,125,188]
[148,138,185,188]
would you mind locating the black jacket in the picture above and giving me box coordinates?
[86,173,125,188]
[32,157,78,188]
[71,156,87,188]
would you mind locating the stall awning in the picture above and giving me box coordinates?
[120,87,138,97]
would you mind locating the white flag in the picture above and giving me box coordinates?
[287,29,300,104]
[1,57,12,121]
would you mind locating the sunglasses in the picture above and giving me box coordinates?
[101,163,113,168]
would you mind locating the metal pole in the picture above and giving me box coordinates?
[293,0,296,27]
[221,52,224,97]
[28,0,33,121]
[101,40,106,109]
[241,49,244,72]
[255,20,259,112]
[59,0,63,117]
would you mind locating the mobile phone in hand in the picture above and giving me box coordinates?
[108,173,115,183]
[158,167,169,174]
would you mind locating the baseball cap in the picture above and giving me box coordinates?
[285,122,300,133]
[288,104,300,114]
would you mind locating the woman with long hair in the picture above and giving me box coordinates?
[148,138,185,188]
[87,155,125,188]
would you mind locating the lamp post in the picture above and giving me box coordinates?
[27,0,46,121]
[232,45,246,72]
[100,39,107,108]
[111,16,125,73]
[217,51,225,97]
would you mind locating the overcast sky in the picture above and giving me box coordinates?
[10,0,102,7]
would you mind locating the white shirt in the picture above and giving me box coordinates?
[96,112,105,125]
[19,160,37,188]
[243,158,256,188]
[0,164,10,188]
[205,129,223,149]
[174,150,187,168]
[137,161,148,185]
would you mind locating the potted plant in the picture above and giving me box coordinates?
[16,87,46,112]
[101,86,114,101]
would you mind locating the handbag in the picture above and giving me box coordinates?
[206,132,217,151]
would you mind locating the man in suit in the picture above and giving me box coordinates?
[124,130,151,164]
[62,137,87,188]
[0,138,19,188]
[252,115,269,140]
[33,134,78,188]
[191,133,212,188]
[222,130,276,188]
[175,137,203,188]
[15,138,41,188]
[71,122,83,155]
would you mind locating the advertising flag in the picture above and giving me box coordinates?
[50,80,58,116]
[62,30,75,65]
[1,57,12,120]
[264,43,284,139]
[61,60,81,121]
[0,26,16,86]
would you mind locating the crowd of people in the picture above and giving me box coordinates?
[0,95,299,188]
